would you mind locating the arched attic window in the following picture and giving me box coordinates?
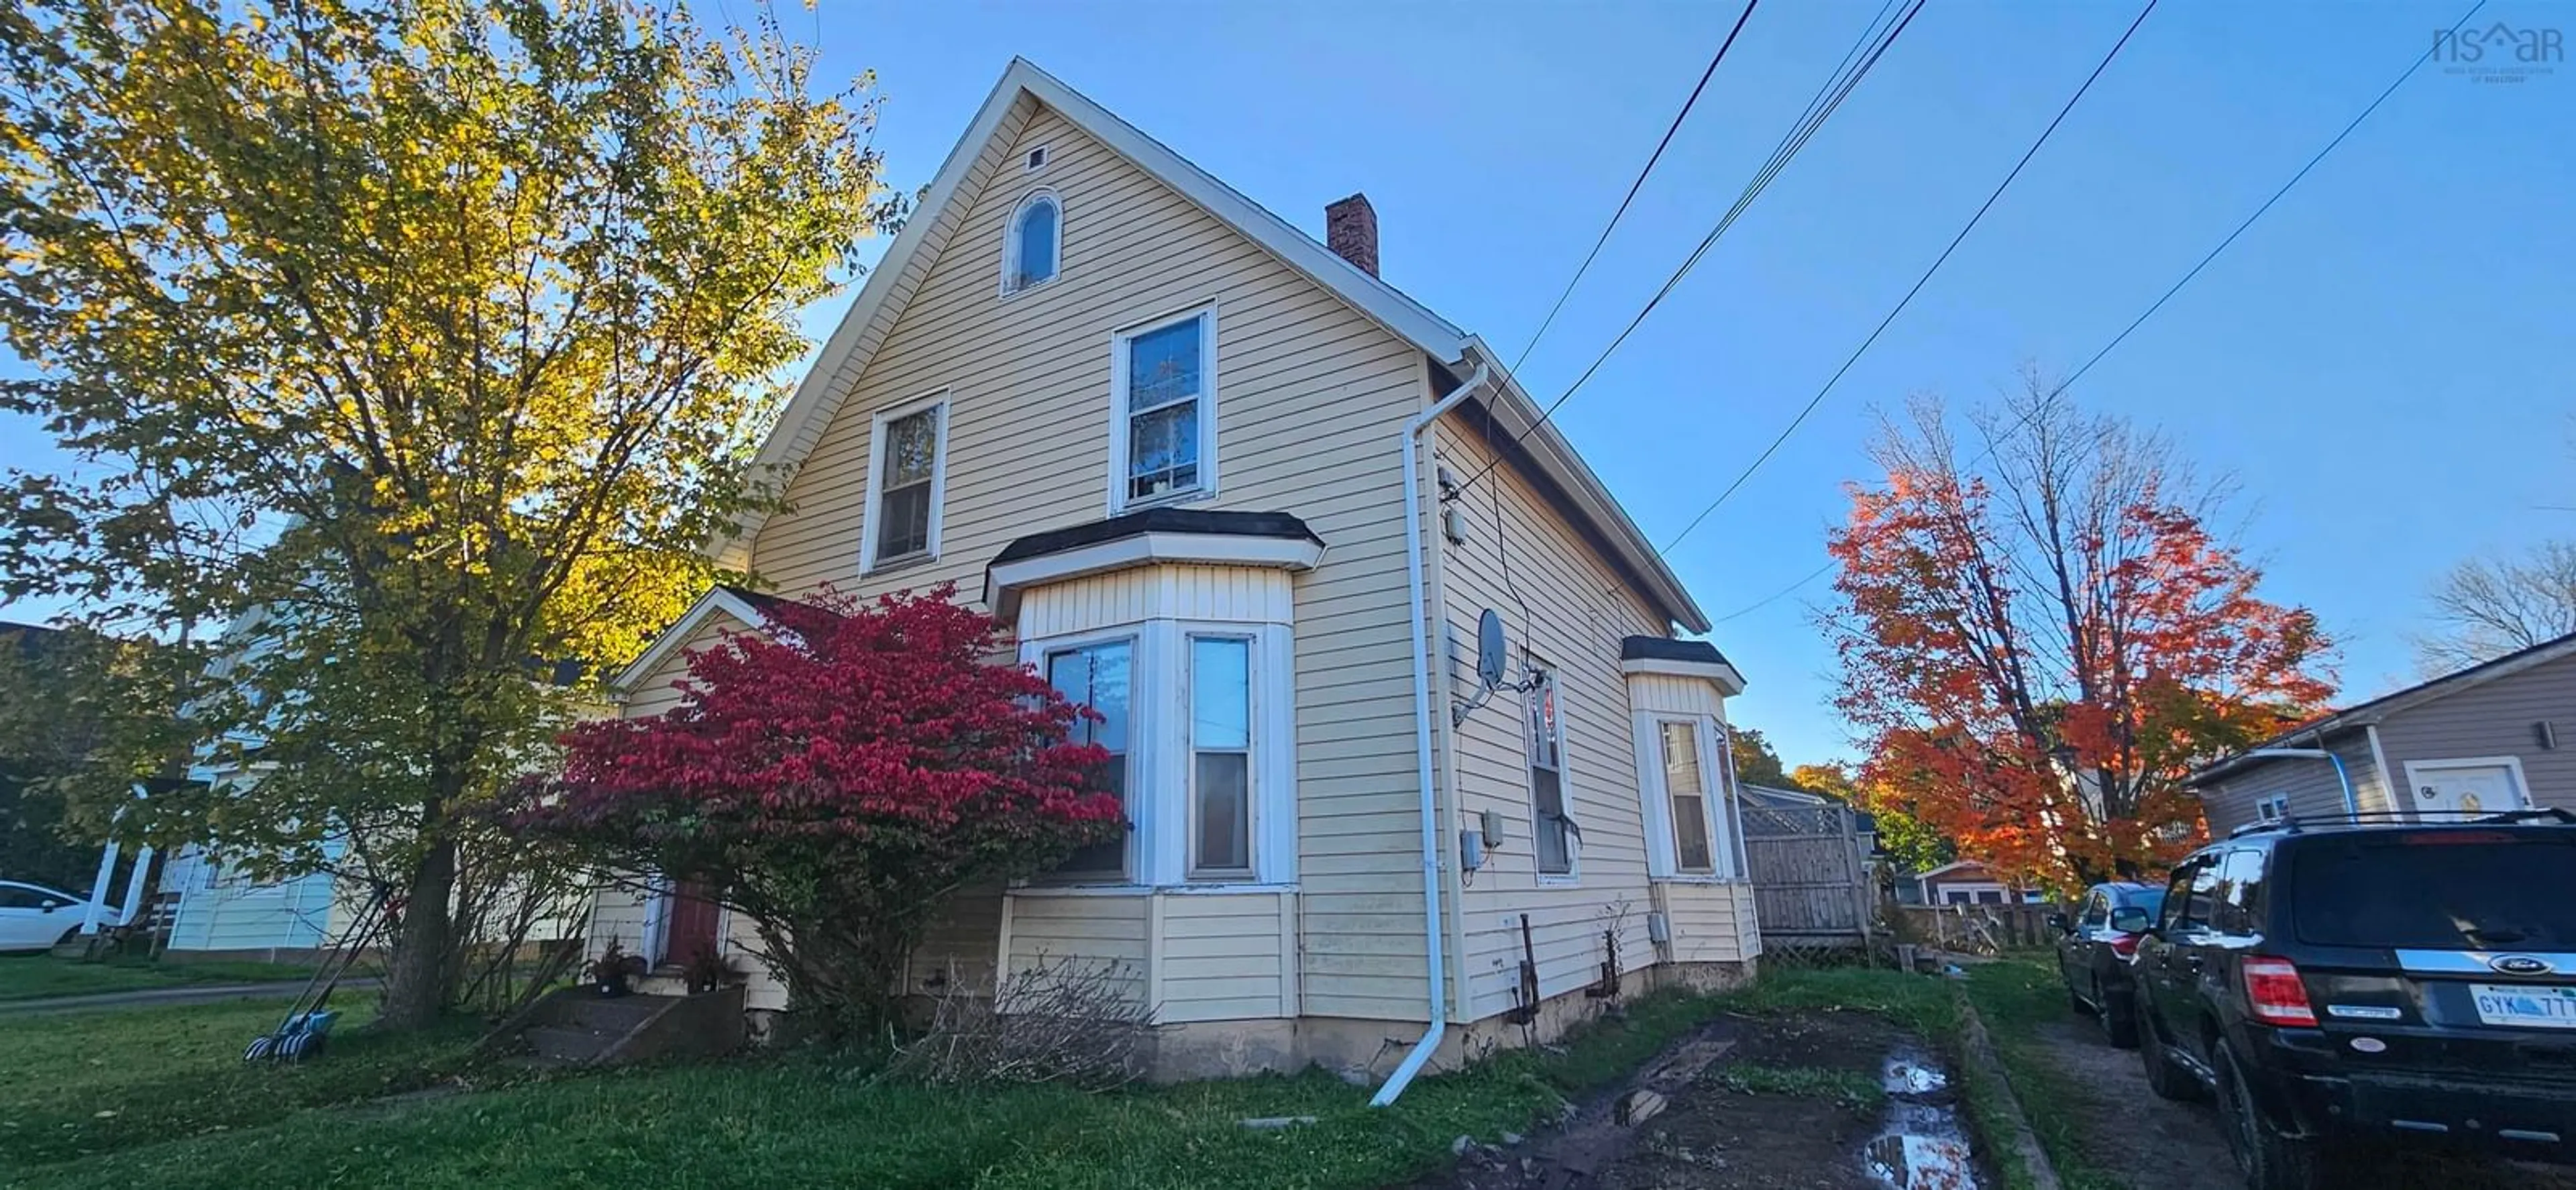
[1004,190,1061,294]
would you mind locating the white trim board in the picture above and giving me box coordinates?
[987,532,1323,623]
[1618,656,1747,696]
[611,588,772,692]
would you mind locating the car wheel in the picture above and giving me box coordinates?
[2216,1043,2320,1190]
[54,926,80,948]
[2138,1010,2204,1103]
[2099,987,2140,1049]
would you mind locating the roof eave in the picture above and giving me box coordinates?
[1460,337,1711,633]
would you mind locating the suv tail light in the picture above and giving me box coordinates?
[2243,957,2318,1026]
[2108,932,2141,959]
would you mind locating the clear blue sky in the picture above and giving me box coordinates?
[5,1,2569,770]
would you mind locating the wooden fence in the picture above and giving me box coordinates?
[1741,803,1872,948]
[1890,902,2061,953]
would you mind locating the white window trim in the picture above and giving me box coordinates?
[858,390,949,574]
[1635,714,1734,880]
[1529,668,1580,885]
[2253,793,2290,824]
[1018,617,1294,889]
[1106,303,1218,515]
[1001,188,1062,297]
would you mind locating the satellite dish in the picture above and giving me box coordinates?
[1475,609,1507,691]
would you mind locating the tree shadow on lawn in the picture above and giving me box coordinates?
[0,993,480,1171]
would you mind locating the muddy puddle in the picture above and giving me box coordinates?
[1862,1046,1979,1190]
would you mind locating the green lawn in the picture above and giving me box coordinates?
[1960,956,2124,1190]
[4,964,2029,1190]
[0,954,317,1002]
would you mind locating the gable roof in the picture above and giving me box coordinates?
[729,58,1710,634]
[2188,629,2576,786]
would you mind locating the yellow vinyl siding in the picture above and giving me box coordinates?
[745,101,1430,1024]
[1156,890,1293,1022]
[1653,880,1758,965]
[623,609,753,718]
[1432,415,1674,1023]
[1004,891,1150,1005]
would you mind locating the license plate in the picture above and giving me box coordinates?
[2470,983,2576,1028]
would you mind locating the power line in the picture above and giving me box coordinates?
[1507,0,1762,378]
[1713,558,1835,623]
[1659,0,2159,555]
[1953,0,2487,475]
[1695,0,2485,627]
[1456,0,1925,498]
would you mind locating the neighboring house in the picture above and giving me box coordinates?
[1913,859,2042,906]
[2189,629,2576,837]
[592,59,1760,1082]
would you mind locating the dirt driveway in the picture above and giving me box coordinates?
[1403,1008,1984,1190]
[2029,1014,2576,1189]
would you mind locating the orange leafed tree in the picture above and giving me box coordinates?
[1825,381,2334,890]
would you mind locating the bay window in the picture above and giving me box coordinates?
[1022,616,1291,888]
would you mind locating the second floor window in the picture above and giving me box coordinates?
[1113,309,1214,507]
[1005,191,1059,293]
[863,395,946,570]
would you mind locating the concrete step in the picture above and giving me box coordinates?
[525,1024,621,1063]
[566,995,669,1034]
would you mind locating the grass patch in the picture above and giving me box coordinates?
[0,954,317,1002]
[6,982,1768,1189]
[1705,1061,1885,1114]
[1962,957,2129,1190]
[0,993,480,1172]
[8,964,2089,1190]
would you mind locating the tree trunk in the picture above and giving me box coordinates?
[378,834,458,1029]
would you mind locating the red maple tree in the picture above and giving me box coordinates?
[521,585,1121,1033]
[1825,388,2333,889]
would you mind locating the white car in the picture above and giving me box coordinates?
[0,879,99,952]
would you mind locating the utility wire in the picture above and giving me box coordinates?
[1692,0,2483,625]
[1660,0,2159,555]
[1950,0,2487,476]
[1507,0,1762,377]
[1453,0,1925,498]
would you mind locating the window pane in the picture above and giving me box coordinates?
[883,409,938,486]
[1191,639,1248,749]
[1127,399,1199,499]
[1127,318,1200,409]
[876,482,930,559]
[1016,199,1057,288]
[1048,642,1132,877]
[1672,795,1713,872]
[1195,753,1250,872]
[1533,767,1570,873]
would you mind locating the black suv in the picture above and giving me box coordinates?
[2133,810,2576,1189]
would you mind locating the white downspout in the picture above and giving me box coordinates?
[1371,361,1489,1109]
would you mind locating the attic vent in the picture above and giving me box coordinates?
[1024,146,1049,172]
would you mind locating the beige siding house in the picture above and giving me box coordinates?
[591,59,1758,1088]
[2191,631,2576,837]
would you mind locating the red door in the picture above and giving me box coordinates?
[660,882,722,969]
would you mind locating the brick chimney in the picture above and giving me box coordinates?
[1325,193,1379,278]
